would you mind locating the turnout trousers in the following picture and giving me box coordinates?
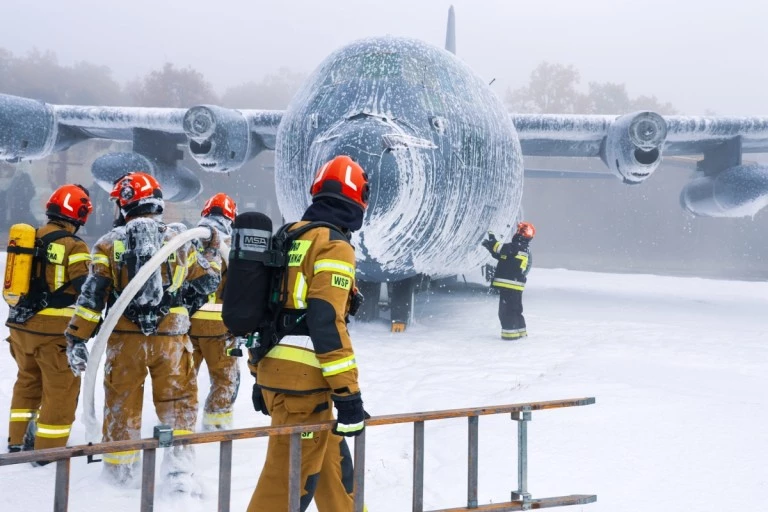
[101,332,198,479]
[498,288,527,340]
[7,327,80,450]
[248,389,355,512]
[190,333,240,430]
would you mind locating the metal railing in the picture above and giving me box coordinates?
[0,397,596,511]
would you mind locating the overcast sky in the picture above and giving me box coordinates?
[3,0,767,115]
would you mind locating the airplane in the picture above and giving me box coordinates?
[2,6,768,330]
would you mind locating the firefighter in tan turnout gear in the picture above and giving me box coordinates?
[4,184,93,459]
[64,172,221,492]
[248,155,370,512]
[185,193,240,431]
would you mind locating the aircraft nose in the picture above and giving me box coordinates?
[310,115,437,276]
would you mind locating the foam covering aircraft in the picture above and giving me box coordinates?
[3,6,768,326]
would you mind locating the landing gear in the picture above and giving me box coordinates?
[355,280,381,323]
[388,277,417,332]
[354,276,424,332]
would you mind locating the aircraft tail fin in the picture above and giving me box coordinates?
[445,5,456,54]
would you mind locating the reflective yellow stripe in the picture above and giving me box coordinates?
[209,260,221,272]
[314,259,354,279]
[203,412,232,426]
[335,420,365,434]
[493,241,502,253]
[515,253,529,271]
[186,250,198,267]
[320,355,357,377]
[9,409,36,421]
[38,307,76,317]
[75,305,101,322]
[493,282,524,291]
[191,310,222,321]
[173,429,193,436]
[68,253,91,265]
[492,277,525,290]
[91,253,110,267]
[502,330,527,339]
[103,450,140,466]
[191,302,221,320]
[265,345,321,368]
[54,264,65,290]
[169,306,189,316]
[293,272,307,309]
[168,265,185,293]
[36,423,71,439]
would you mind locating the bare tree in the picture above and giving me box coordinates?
[506,62,585,114]
[221,67,306,109]
[0,47,123,105]
[506,61,677,115]
[128,63,218,108]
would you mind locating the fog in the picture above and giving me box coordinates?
[3,0,768,115]
[2,0,768,280]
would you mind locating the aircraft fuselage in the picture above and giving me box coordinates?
[275,37,522,282]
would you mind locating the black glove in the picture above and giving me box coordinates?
[65,333,89,377]
[349,287,364,317]
[332,395,369,437]
[481,233,497,252]
[252,384,270,416]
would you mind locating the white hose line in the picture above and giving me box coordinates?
[82,226,213,442]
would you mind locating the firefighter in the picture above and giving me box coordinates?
[184,193,240,431]
[64,172,221,491]
[248,155,370,512]
[482,222,535,340]
[5,184,93,458]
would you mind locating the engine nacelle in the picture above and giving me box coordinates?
[91,152,202,203]
[0,94,57,162]
[184,105,262,173]
[601,111,667,184]
[680,163,768,218]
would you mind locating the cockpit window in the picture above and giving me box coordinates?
[360,51,402,78]
[327,54,363,85]
[325,48,447,92]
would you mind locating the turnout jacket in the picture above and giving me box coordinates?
[486,234,532,291]
[6,220,91,335]
[187,258,228,338]
[254,221,360,400]
[66,216,221,340]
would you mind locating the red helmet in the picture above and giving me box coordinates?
[46,184,93,226]
[110,172,164,217]
[517,222,536,239]
[201,193,237,221]
[310,155,369,211]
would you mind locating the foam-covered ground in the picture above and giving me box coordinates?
[0,267,766,511]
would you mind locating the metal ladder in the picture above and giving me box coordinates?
[0,397,597,511]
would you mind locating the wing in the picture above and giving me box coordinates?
[512,112,768,218]
[0,93,283,201]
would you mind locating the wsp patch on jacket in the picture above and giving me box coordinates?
[331,274,351,290]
